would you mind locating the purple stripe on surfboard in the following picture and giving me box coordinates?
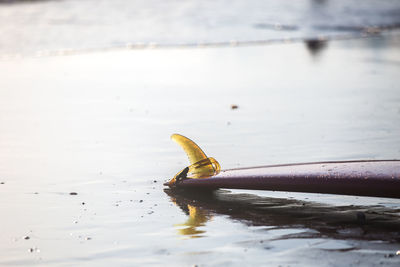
[167,160,400,198]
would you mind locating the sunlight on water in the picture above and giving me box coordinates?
[0,1,400,266]
[1,0,400,57]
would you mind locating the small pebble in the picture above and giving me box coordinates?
[153,180,157,183]
[86,237,92,241]
[139,200,143,203]
[231,104,239,109]
[23,236,30,240]
[81,202,85,205]
[70,192,78,195]
[0,182,4,184]
[29,247,40,253]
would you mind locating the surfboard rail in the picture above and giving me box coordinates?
[165,160,400,198]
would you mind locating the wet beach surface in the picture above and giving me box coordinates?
[1,0,400,266]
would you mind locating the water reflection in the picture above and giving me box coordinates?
[172,203,212,239]
[170,193,212,238]
[165,189,400,242]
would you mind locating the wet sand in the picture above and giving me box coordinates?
[0,33,400,265]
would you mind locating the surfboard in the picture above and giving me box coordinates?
[165,160,400,198]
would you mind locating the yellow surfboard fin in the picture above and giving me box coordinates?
[169,134,221,186]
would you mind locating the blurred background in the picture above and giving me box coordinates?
[0,0,400,266]
[1,0,400,56]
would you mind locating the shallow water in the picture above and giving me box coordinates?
[1,0,400,56]
[1,1,400,266]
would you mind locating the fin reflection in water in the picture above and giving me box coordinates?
[170,199,212,239]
